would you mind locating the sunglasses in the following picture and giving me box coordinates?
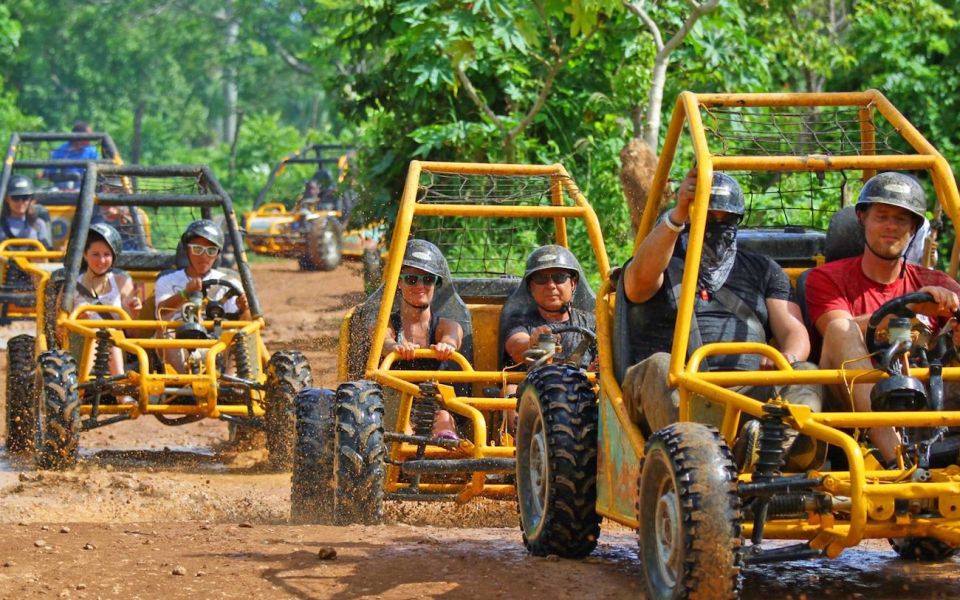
[187,244,220,257]
[530,272,574,285]
[400,273,438,286]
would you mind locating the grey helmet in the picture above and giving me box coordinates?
[707,172,745,217]
[181,219,224,250]
[88,222,122,260]
[856,172,926,222]
[7,175,34,198]
[401,239,445,285]
[523,245,580,283]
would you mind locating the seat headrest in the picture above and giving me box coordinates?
[824,206,865,262]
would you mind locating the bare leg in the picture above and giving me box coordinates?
[432,409,459,439]
[819,317,900,463]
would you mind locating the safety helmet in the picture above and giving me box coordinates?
[88,222,122,259]
[400,239,445,285]
[181,219,224,250]
[7,175,34,198]
[522,245,580,283]
[707,172,745,216]
[855,172,926,222]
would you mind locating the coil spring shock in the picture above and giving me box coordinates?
[413,381,441,438]
[91,328,113,380]
[750,404,789,544]
[232,332,252,379]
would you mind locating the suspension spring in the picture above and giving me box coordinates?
[91,328,113,380]
[753,407,788,483]
[232,332,252,380]
[413,381,441,438]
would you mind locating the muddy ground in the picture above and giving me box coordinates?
[1,258,958,599]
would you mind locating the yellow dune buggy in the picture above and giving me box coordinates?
[12,163,311,471]
[0,131,126,325]
[289,161,610,524]
[243,144,385,272]
[515,90,960,599]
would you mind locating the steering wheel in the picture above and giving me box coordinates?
[201,278,245,320]
[864,291,934,356]
[544,323,598,371]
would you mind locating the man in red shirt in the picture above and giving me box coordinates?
[805,172,960,464]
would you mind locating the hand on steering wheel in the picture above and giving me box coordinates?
[200,277,246,319]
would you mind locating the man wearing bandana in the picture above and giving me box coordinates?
[805,172,960,465]
[618,169,820,467]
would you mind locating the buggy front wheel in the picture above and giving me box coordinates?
[334,380,385,525]
[265,351,312,470]
[290,387,337,524]
[516,364,600,558]
[34,351,81,470]
[5,334,36,453]
[637,422,743,600]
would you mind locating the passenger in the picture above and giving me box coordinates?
[71,223,143,401]
[503,245,596,369]
[43,121,99,186]
[0,175,52,249]
[805,172,960,465]
[155,220,250,369]
[381,239,462,440]
[92,176,142,250]
[619,169,821,466]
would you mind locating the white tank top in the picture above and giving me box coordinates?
[74,271,122,318]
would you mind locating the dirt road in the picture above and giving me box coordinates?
[1,259,957,599]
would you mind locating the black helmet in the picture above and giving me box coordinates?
[88,222,122,259]
[707,172,745,216]
[523,245,580,283]
[7,175,34,198]
[401,239,444,284]
[181,219,224,250]
[856,172,926,221]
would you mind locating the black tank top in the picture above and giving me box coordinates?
[389,310,443,371]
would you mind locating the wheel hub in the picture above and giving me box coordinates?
[653,482,680,587]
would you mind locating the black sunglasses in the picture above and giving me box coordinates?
[530,272,574,285]
[400,273,438,286]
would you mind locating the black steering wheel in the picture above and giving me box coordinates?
[547,323,598,371]
[864,291,935,356]
[201,278,245,320]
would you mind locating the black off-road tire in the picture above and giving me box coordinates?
[334,380,385,525]
[361,246,383,295]
[299,220,342,272]
[5,334,36,453]
[638,422,743,600]
[516,364,600,558]
[889,537,959,561]
[290,387,337,524]
[34,351,81,470]
[264,351,312,470]
[42,270,66,350]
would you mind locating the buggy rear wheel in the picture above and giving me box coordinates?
[361,246,383,295]
[638,422,742,600]
[34,351,81,470]
[334,380,385,525]
[889,537,959,561]
[300,220,342,271]
[290,387,336,524]
[516,364,600,558]
[265,351,312,470]
[5,334,36,453]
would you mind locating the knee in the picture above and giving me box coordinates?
[822,318,862,346]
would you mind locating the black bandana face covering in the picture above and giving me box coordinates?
[683,220,738,293]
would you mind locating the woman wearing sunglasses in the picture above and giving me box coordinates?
[382,239,462,440]
[155,219,249,321]
[0,175,52,249]
[503,245,595,369]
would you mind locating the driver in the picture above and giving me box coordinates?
[155,219,249,322]
[502,245,595,369]
[805,171,960,465]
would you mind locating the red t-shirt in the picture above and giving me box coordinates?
[805,256,960,328]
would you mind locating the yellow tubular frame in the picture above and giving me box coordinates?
[599,90,960,552]
[354,161,609,503]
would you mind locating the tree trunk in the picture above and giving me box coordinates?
[642,57,669,148]
[221,1,239,144]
